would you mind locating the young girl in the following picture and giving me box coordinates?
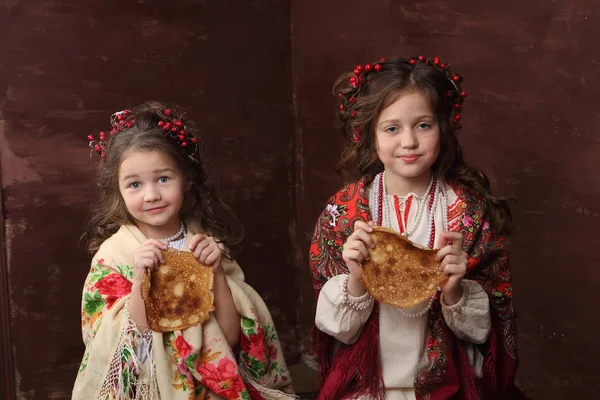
[73,102,295,400]
[309,57,526,399]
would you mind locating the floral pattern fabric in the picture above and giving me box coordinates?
[73,224,294,400]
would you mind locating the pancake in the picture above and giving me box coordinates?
[141,249,214,332]
[362,226,446,308]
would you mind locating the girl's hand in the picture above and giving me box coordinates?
[436,231,468,305]
[188,234,223,273]
[133,239,168,283]
[341,220,375,296]
[131,239,167,329]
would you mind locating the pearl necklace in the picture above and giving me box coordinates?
[369,172,449,318]
[377,172,435,242]
[157,221,185,243]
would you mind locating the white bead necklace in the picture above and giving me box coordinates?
[157,221,185,243]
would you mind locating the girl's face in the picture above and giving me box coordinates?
[118,149,185,239]
[375,90,440,193]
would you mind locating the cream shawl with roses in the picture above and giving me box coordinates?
[72,225,295,400]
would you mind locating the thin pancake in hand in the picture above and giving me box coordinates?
[362,226,446,308]
[141,249,214,332]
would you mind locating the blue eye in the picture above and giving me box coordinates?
[416,123,431,130]
[385,126,398,134]
[159,176,169,183]
[129,182,140,189]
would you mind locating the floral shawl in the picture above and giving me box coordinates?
[73,225,295,400]
[309,178,525,400]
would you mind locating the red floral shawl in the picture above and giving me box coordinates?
[309,178,525,400]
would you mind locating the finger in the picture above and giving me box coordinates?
[135,259,150,270]
[140,251,161,268]
[193,239,212,259]
[435,244,463,261]
[204,248,221,266]
[440,231,464,249]
[139,250,158,263]
[150,245,166,263]
[438,255,460,270]
[442,264,466,276]
[199,245,216,264]
[344,248,366,265]
[187,233,207,251]
[349,229,375,249]
[144,246,165,264]
[347,241,371,262]
[354,220,373,233]
[145,239,168,251]
[137,257,155,270]
[154,246,166,264]
[367,220,375,226]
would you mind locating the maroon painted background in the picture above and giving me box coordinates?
[1,0,599,399]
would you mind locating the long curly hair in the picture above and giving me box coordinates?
[334,57,512,235]
[83,101,242,255]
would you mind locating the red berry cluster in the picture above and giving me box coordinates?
[338,57,388,142]
[409,55,467,128]
[86,108,198,161]
[87,110,135,160]
[157,108,197,153]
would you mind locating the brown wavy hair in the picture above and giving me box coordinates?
[334,57,512,235]
[83,101,242,255]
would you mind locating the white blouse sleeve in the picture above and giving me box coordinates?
[315,274,374,345]
[441,279,492,344]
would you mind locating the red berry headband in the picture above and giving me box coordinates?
[87,107,198,161]
[338,56,467,142]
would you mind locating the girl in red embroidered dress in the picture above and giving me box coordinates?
[309,57,526,399]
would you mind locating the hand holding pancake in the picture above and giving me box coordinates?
[133,239,168,283]
[131,239,168,329]
[362,227,446,309]
[342,220,375,296]
[435,231,468,305]
[189,234,223,273]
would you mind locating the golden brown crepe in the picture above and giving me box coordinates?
[141,249,214,332]
[362,226,446,308]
